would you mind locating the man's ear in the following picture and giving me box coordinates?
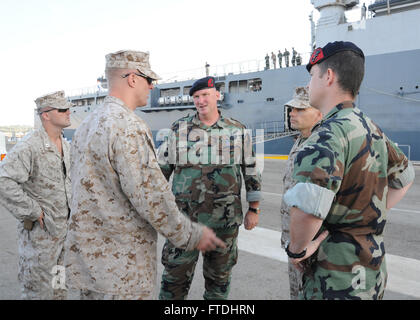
[40,111,48,122]
[126,73,137,88]
[326,68,335,87]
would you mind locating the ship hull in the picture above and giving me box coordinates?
[64,48,420,160]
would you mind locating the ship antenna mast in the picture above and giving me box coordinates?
[309,10,316,50]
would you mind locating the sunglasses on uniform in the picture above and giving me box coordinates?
[40,108,69,114]
[121,71,155,85]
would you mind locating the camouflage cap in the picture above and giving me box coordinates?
[105,50,161,80]
[284,87,311,109]
[35,91,74,114]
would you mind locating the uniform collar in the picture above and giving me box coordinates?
[105,95,133,113]
[38,125,64,156]
[192,110,226,129]
[38,125,50,149]
[324,101,355,120]
[311,101,355,133]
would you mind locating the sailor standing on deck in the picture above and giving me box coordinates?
[291,47,297,66]
[284,41,415,299]
[361,3,367,20]
[278,50,283,68]
[284,48,290,67]
[271,52,277,69]
[265,53,270,70]
[280,87,322,300]
[63,50,225,300]
[0,91,72,299]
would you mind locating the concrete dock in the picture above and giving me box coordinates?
[1,159,419,300]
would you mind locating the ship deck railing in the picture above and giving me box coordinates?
[158,55,312,84]
[245,121,299,144]
[66,54,315,97]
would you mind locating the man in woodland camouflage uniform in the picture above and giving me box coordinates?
[284,48,290,67]
[277,50,283,68]
[291,47,297,66]
[63,51,225,300]
[0,91,72,299]
[296,54,302,66]
[158,76,262,300]
[265,53,270,70]
[280,87,322,299]
[283,41,415,299]
[271,52,277,69]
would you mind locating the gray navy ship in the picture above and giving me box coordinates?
[37,0,420,160]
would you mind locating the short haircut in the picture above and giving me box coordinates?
[318,51,365,97]
[105,67,131,90]
[105,67,120,83]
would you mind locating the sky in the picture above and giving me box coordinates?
[0,0,368,126]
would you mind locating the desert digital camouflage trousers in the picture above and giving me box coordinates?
[78,289,152,300]
[17,222,67,300]
[159,226,238,300]
[288,258,303,300]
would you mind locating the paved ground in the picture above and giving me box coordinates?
[1,159,419,300]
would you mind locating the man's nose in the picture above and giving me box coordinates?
[197,96,206,104]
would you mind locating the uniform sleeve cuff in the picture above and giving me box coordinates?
[399,161,415,187]
[283,182,335,220]
[389,161,416,189]
[185,222,204,251]
[29,206,42,222]
[246,191,262,202]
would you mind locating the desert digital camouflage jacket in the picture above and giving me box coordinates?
[157,112,262,229]
[280,134,306,249]
[64,96,203,297]
[0,126,71,239]
[284,101,415,299]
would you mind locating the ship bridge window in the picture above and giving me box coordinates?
[183,86,192,95]
[216,82,225,93]
[96,97,105,105]
[229,80,247,94]
[249,78,262,92]
[229,78,262,93]
[160,87,180,97]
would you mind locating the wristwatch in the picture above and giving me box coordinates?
[285,241,307,259]
[248,207,261,214]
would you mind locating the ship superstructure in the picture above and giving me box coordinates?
[35,0,420,160]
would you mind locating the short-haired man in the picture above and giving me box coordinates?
[63,51,225,300]
[158,76,262,300]
[280,87,322,300]
[0,91,72,299]
[284,41,415,299]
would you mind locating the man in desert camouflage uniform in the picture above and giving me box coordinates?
[63,50,225,300]
[0,91,72,299]
[280,87,322,299]
[271,52,277,69]
[284,41,415,299]
[158,76,262,300]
